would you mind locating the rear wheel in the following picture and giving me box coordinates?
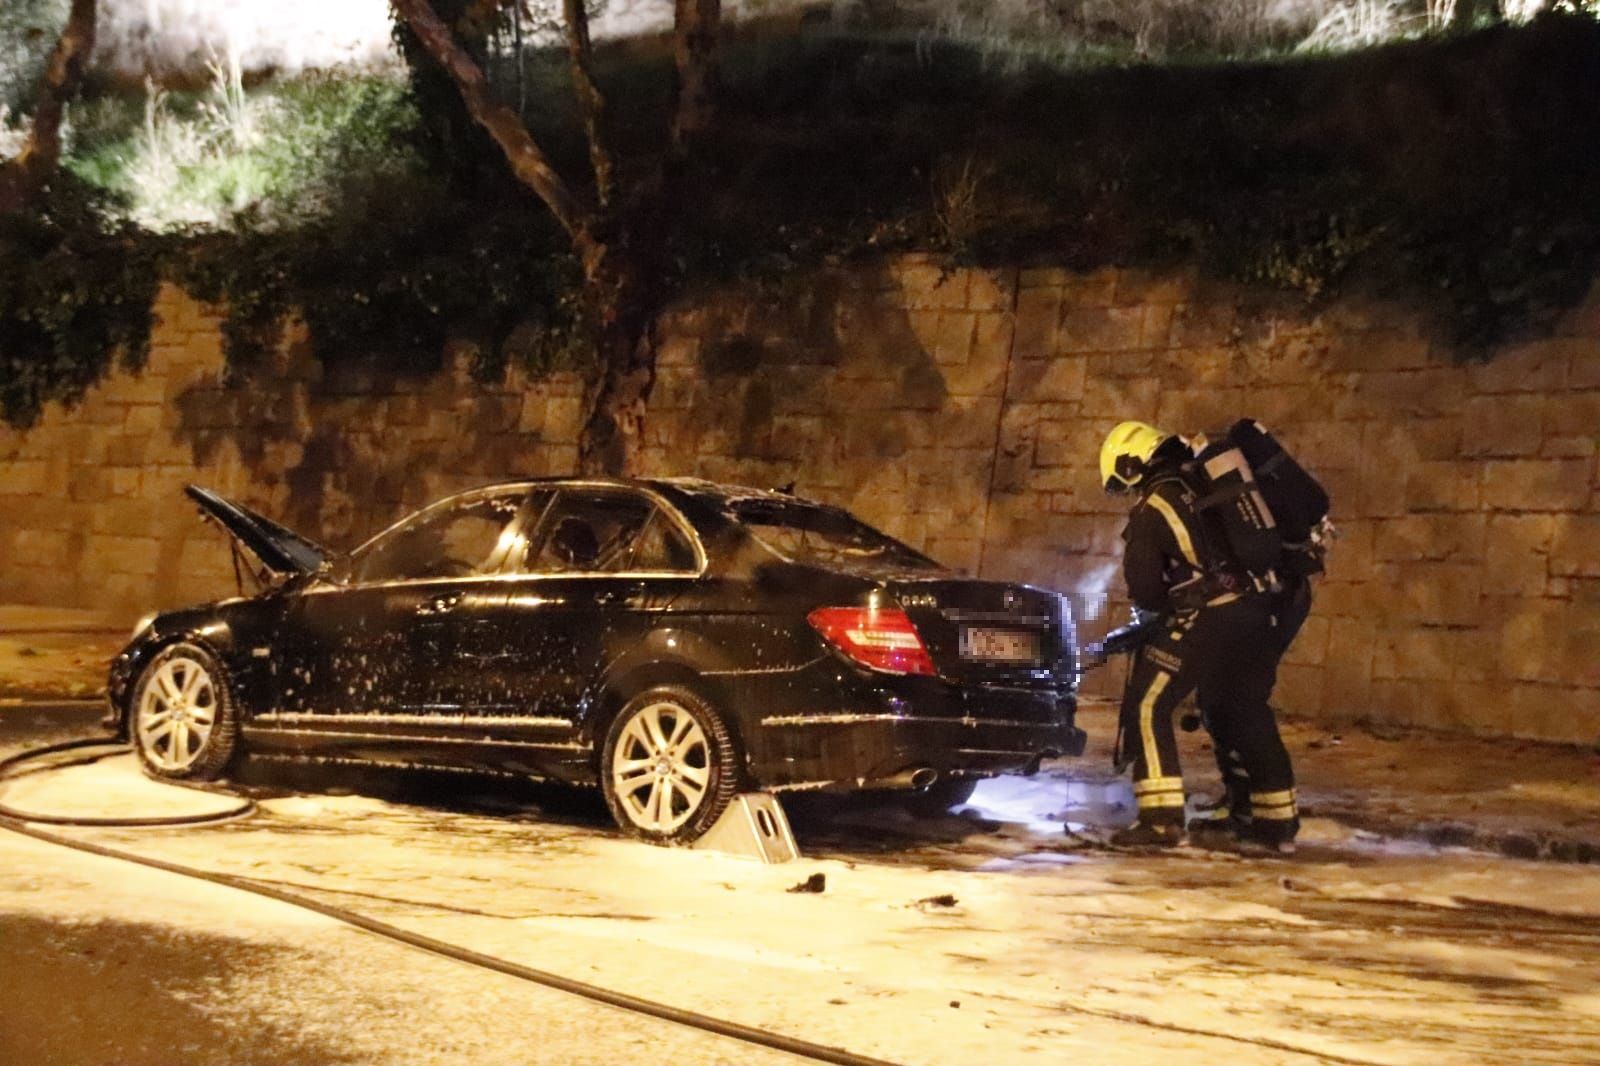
[600,685,739,844]
[131,643,239,780]
[901,778,979,818]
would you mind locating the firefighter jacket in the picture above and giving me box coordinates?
[1121,466,1240,615]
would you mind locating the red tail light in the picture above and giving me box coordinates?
[807,606,937,676]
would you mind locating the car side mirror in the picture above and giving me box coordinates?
[317,558,351,586]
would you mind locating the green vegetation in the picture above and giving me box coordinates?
[2,8,1599,427]
[64,68,419,231]
[695,14,1600,349]
[0,179,161,426]
[176,185,586,386]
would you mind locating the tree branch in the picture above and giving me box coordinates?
[671,0,722,154]
[562,0,617,210]
[390,0,588,240]
[0,0,98,215]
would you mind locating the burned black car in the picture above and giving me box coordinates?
[109,478,1085,842]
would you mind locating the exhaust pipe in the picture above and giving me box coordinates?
[865,766,939,791]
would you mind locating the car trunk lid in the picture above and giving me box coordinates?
[885,577,1074,686]
[184,485,330,576]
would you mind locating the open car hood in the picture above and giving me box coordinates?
[184,485,331,576]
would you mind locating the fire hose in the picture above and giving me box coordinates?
[0,736,1394,1066]
[0,736,904,1066]
[0,737,257,825]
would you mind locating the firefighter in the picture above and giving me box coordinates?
[1187,419,1329,846]
[1189,568,1311,844]
[1097,421,1299,853]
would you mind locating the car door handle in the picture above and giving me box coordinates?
[417,591,464,617]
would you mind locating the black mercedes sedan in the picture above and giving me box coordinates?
[108,478,1085,842]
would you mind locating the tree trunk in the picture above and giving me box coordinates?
[576,247,659,476]
[390,0,585,237]
[562,0,616,207]
[390,0,718,477]
[0,0,98,215]
[672,0,722,152]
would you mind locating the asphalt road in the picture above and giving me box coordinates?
[3,704,1598,1066]
[0,700,106,750]
[0,705,809,1066]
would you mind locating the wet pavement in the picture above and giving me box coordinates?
[4,704,1599,1065]
[0,832,809,1066]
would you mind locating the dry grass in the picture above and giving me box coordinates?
[931,153,992,250]
[1299,0,1414,52]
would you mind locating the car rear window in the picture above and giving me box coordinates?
[730,499,940,572]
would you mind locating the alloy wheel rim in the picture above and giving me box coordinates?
[135,656,218,772]
[611,701,711,833]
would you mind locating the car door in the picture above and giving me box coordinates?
[410,488,555,718]
[456,485,705,737]
[272,487,535,739]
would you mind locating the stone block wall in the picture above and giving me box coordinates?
[1,261,1596,743]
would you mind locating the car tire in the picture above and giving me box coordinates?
[900,778,979,818]
[130,642,240,781]
[600,684,739,844]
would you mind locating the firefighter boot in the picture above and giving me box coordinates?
[1187,797,1247,845]
[1108,811,1187,850]
[1188,766,1253,843]
[1238,789,1299,856]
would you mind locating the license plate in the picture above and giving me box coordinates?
[959,626,1040,663]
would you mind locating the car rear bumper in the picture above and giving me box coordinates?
[751,700,1086,790]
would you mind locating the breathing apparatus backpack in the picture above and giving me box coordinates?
[1190,419,1332,582]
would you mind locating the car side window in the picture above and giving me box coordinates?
[524,490,696,574]
[351,490,530,584]
[629,510,698,572]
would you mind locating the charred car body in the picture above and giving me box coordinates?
[109,478,1084,842]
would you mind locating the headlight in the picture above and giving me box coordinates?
[130,612,158,640]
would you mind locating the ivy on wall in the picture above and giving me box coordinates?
[0,180,162,427]
[3,16,1600,428]
[176,186,589,383]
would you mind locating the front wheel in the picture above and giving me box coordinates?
[131,642,239,780]
[600,685,739,844]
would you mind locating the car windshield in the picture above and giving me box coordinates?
[730,499,940,573]
[348,490,531,584]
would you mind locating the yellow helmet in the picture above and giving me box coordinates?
[1099,420,1170,493]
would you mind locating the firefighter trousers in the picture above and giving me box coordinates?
[1119,595,1295,839]
[1199,579,1308,841]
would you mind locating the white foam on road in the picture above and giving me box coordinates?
[0,752,244,822]
[965,772,1135,832]
[8,757,1600,1064]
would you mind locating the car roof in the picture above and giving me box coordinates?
[470,475,826,508]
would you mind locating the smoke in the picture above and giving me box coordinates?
[1068,561,1119,625]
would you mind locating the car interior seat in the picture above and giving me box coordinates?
[549,516,602,570]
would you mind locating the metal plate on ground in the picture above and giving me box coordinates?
[691,793,800,863]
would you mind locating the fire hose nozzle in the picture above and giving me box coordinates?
[1077,612,1162,672]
